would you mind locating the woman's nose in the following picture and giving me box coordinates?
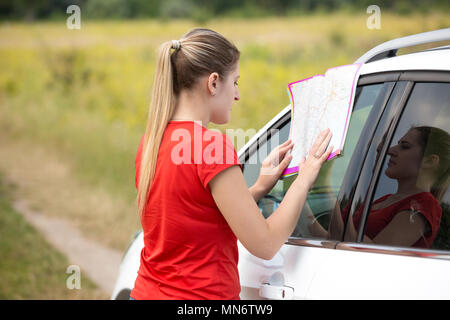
[387,145,397,156]
[234,88,240,101]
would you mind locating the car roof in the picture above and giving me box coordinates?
[359,46,450,75]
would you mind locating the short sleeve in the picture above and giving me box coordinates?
[407,193,442,236]
[197,132,243,189]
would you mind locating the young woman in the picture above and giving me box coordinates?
[130,28,333,300]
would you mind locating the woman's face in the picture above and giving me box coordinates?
[385,129,425,180]
[210,62,240,125]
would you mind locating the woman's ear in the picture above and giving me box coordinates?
[422,154,440,169]
[207,72,219,96]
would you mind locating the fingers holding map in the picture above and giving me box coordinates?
[282,63,362,177]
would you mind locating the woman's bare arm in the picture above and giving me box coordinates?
[210,129,333,260]
[371,210,428,246]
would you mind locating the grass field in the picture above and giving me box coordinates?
[0,13,449,253]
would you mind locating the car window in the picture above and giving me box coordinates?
[243,83,389,238]
[243,124,290,188]
[350,82,450,250]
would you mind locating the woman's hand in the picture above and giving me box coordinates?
[296,128,336,190]
[254,139,294,195]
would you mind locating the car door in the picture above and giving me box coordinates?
[305,72,450,299]
[238,74,397,299]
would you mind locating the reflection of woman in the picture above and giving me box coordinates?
[311,126,450,249]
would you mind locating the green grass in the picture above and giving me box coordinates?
[0,177,107,299]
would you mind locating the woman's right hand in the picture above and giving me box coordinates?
[210,127,336,260]
[296,128,335,190]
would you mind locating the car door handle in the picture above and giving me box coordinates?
[259,283,294,300]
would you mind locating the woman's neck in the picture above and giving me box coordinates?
[395,176,430,197]
[171,90,210,128]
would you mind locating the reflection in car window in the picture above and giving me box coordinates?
[243,83,387,238]
[347,82,450,250]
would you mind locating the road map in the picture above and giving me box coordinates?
[283,63,362,176]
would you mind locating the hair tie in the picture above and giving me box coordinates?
[171,40,181,50]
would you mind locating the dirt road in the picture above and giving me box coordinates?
[12,198,123,296]
[0,135,133,297]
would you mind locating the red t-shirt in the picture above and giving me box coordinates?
[130,121,243,300]
[350,192,442,248]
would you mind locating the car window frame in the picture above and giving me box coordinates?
[339,70,450,261]
[240,72,401,250]
[240,112,291,168]
[331,76,398,242]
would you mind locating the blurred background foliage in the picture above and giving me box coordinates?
[0,0,449,21]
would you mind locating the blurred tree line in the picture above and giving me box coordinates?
[0,0,449,21]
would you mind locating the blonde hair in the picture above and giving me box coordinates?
[137,28,240,218]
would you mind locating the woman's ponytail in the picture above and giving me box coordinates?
[137,41,177,218]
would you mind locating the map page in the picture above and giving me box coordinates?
[282,63,362,177]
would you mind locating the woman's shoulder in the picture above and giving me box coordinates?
[167,121,230,143]
[390,192,442,221]
[408,192,440,204]
[375,192,440,214]
[408,192,441,210]
[167,121,239,166]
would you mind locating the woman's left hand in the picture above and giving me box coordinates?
[255,139,294,194]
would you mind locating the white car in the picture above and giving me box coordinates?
[112,29,450,300]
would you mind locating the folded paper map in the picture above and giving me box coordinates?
[282,63,362,177]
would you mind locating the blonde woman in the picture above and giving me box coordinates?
[131,28,333,300]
